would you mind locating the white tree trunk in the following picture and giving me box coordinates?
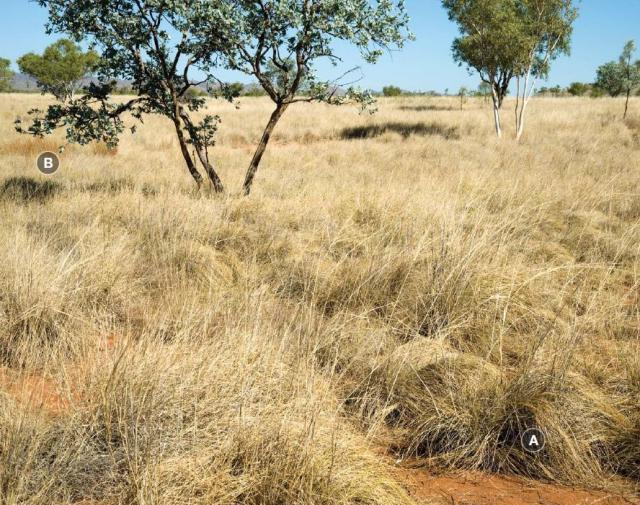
[515,66,536,141]
[516,82,535,140]
[514,77,520,132]
[491,87,502,138]
[515,36,560,140]
[493,101,502,138]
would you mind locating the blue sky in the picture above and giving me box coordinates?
[1,0,639,92]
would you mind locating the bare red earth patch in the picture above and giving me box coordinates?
[0,334,121,417]
[0,366,70,416]
[392,466,639,505]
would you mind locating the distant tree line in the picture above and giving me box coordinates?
[380,83,491,99]
[377,37,640,124]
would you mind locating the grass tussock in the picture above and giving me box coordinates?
[0,94,639,501]
[1,337,412,505]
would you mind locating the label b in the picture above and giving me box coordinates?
[37,152,60,175]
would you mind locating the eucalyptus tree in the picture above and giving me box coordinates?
[511,0,577,140]
[618,41,639,119]
[16,0,236,191]
[17,39,99,100]
[192,0,412,195]
[443,0,521,137]
[596,40,640,119]
[477,82,491,104]
[458,86,469,110]
[443,0,576,139]
[383,85,403,97]
[567,82,589,96]
[0,58,13,92]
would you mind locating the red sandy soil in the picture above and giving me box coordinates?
[392,466,640,505]
[0,334,118,416]
[0,366,70,416]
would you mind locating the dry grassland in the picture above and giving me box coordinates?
[0,93,639,504]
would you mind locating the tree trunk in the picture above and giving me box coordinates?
[493,101,502,138]
[173,119,204,188]
[624,88,631,119]
[516,103,527,140]
[514,77,520,135]
[491,90,502,138]
[177,106,224,193]
[516,85,535,141]
[193,145,224,193]
[514,68,535,141]
[243,103,289,195]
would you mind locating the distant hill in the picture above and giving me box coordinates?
[10,73,38,92]
[9,74,133,93]
[8,74,221,95]
[8,74,348,98]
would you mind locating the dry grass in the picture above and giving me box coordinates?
[0,93,639,503]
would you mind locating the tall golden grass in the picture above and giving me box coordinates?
[0,92,639,503]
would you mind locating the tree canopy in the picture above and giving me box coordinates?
[17,39,99,100]
[595,62,626,97]
[194,0,410,106]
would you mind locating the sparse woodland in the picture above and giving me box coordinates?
[1,0,640,503]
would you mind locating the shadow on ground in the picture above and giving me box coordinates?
[0,176,61,202]
[398,105,454,112]
[340,122,459,140]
